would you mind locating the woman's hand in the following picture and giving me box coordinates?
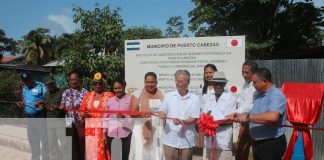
[102,134,107,145]
[141,112,151,118]
[116,113,125,118]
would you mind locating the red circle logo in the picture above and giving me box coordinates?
[230,86,238,93]
[231,39,238,46]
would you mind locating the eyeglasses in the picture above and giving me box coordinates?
[93,81,104,86]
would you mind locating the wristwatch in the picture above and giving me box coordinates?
[246,114,250,122]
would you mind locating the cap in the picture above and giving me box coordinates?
[20,72,32,81]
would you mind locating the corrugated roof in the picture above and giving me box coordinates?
[0,56,23,63]
[0,64,49,72]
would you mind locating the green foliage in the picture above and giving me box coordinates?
[47,33,75,60]
[0,70,21,101]
[165,16,185,38]
[57,4,129,90]
[21,28,52,65]
[0,70,24,118]
[73,4,124,56]
[58,31,124,91]
[189,0,324,59]
[0,28,18,59]
[124,26,163,40]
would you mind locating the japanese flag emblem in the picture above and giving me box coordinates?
[227,38,242,47]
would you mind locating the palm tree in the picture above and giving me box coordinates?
[21,28,52,65]
[47,33,74,60]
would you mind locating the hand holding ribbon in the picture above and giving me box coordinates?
[196,113,219,160]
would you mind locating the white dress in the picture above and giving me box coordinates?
[129,91,165,160]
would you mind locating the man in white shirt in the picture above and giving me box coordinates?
[158,70,201,160]
[235,61,258,160]
[203,71,236,160]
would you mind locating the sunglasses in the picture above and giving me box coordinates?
[93,81,104,86]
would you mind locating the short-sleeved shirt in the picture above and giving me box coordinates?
[44,88,65,118]
[105,94,132,138]
[61,87,88,127]
[23,81,47,115]
[203,92,236,150]
[160,90,201,149]
[249,86,287,140]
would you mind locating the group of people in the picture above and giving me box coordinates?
[17,60,287,160]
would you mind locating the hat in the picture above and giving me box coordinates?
[20,72,32,81]
[93,72,105,81]
[43,73,55,85]
[210,71,228,83]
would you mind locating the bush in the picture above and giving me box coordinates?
[0,70,24,117]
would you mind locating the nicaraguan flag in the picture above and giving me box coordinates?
[226,38,242,47]
[127,42,140,51]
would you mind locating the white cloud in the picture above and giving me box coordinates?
[47,14,76,33]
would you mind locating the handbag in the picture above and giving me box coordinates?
[70,89,85,139]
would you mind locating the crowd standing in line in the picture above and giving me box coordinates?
[16,61,287,160]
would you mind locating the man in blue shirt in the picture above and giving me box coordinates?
[227,68,287,160]
[16,72,49,160]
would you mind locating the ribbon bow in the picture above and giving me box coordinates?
[197,113,219,160]
[196,113,219,137]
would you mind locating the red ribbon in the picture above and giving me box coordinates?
[196,113,220,160]
[65,107,324,160]
[65,108,148,115]
[283,123,313,160]
[66,108,188,131]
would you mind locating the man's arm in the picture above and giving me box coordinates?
[235,111,280,124]
[183,117,197,125]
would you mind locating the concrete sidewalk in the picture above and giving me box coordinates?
[0,124,204,160]
[0,124,31,159]
[0,124,30,152]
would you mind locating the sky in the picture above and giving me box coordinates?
[0,0,196,40]
[0,0,323,41]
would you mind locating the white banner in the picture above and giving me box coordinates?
[125,36,245,95]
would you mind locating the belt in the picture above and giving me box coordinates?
[253,135,285,144]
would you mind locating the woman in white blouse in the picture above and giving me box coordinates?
[129,72,164,160]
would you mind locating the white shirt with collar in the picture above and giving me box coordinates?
[160,90,201,149]
[203,92,236,150]
[236,81,256,114]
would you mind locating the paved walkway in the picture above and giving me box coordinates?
[0,124,31,160]
[0,144,31,160]
[0,123,204,160]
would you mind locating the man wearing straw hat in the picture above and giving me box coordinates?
[202,71,236,160]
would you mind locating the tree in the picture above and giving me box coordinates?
[73,4,124,56]
[21,28,52,65]
[189,0,324,59]
[58,31,124,90]
[47,33,75,60]
[124,26,162,40]
[0,29,18,62]
[0,70,24,117]
[165,16,184,38]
